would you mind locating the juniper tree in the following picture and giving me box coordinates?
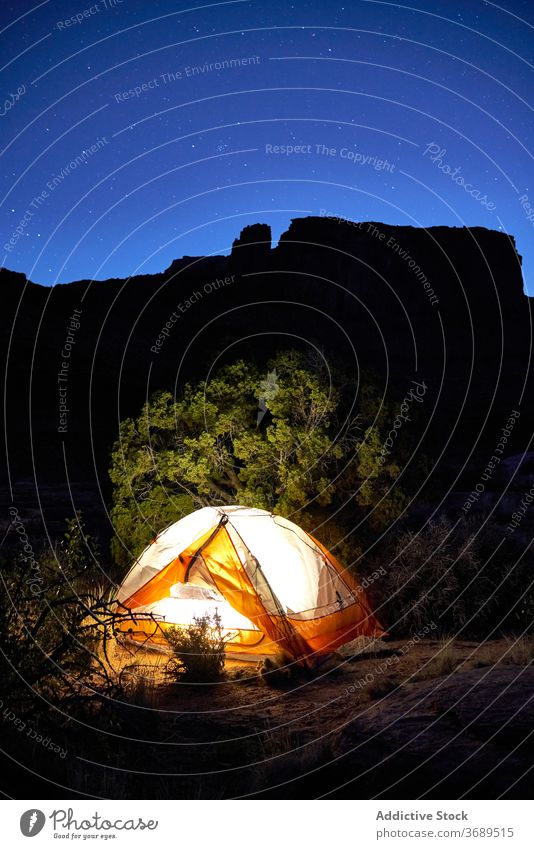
[109,350,409,566]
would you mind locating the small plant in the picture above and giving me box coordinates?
[164,611,226,682]
[502,636,534,666]
[416,639,458,680]
[119,664,160,708]
[251,726,334,794]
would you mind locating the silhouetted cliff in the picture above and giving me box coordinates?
[1,216,531,540]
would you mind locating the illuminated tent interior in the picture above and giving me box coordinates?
[115,506,385,663]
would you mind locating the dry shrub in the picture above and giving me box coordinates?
[415,639,458,681]
[251,726,334,794]
[502,635,534,666]
[119,663,161,708]
[379,516,534,638]
[380,518,490,637]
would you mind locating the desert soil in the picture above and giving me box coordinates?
[102,637,534,799]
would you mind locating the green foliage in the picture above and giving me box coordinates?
[109,350,414,565]
[164,612,226,682]
[351,425,410,532]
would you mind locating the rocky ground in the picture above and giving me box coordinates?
[2,638,532,799]
[99,637,534,799]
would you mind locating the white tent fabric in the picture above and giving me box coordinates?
[117,505,224,603]
[117,505,356,623]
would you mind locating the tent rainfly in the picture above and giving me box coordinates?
[115,505,386,663]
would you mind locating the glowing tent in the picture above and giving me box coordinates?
[115,506,385,663]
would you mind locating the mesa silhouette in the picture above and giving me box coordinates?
[1,216,531,540]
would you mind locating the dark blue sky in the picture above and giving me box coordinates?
[1,0,533,291]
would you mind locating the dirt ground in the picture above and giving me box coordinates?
[94,635,533,800]
[116,636,528,733]
[3,637,532,799]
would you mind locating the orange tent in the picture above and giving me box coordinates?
[115,506,385,664]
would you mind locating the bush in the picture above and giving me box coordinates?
[109,350,414,568]
[379,516,534,639]
[164,612,226,682]
[0,515,117,719]
[379,517,483,637]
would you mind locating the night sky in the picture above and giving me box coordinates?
[1,0,533,291]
